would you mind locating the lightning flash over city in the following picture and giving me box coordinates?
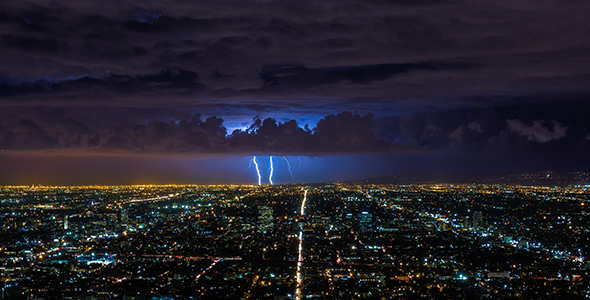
[1,0,590,298]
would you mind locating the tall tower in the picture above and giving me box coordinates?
[64,215,68,230]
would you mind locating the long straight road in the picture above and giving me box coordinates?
[295,189,307,300]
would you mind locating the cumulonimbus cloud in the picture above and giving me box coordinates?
[0,112,390,154]
[0,105,585,157]
[506,119,568,143]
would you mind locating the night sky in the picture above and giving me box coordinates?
[1,0,590,185]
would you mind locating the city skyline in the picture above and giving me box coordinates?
[1,183,588,299]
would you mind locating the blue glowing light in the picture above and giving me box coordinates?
[283,156,294,181]
[252,156,262,185]
[269,156,274,185]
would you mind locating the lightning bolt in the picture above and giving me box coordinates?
[314,157,323,166]
[252,156,262,185]
[269,156,274,185]
[283,156,294,182]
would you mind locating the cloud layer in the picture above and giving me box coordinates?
[506,119,567,143]
[0,111,388,154]
[0,103,588,159]
[0,0,589,104]
[0,0,589,182]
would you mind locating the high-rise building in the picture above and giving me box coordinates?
[120,208,128,227]
[257,206,274,233]
[473,211,483,230]
[358,211,373,232]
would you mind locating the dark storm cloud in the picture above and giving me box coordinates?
[374,101,590,159]
[0,110,389,154]
[228,112,388,153]
[506,119,568,143]
[0,61,473,99]
[0,102,588,159]
[0,68,203,97]
[256,61,478,87]
[0,0,589,101]
[0,0,589,176]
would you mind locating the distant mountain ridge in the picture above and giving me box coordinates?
[342,171,590,186]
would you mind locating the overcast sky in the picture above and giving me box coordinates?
[1,0,589,184]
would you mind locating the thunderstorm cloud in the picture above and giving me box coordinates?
[0,0,590,183]
[506,119,568,143]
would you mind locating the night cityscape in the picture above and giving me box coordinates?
[2,0,590,298]
[1,175,590,299]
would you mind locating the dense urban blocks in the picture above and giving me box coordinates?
[0,183,589,299]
